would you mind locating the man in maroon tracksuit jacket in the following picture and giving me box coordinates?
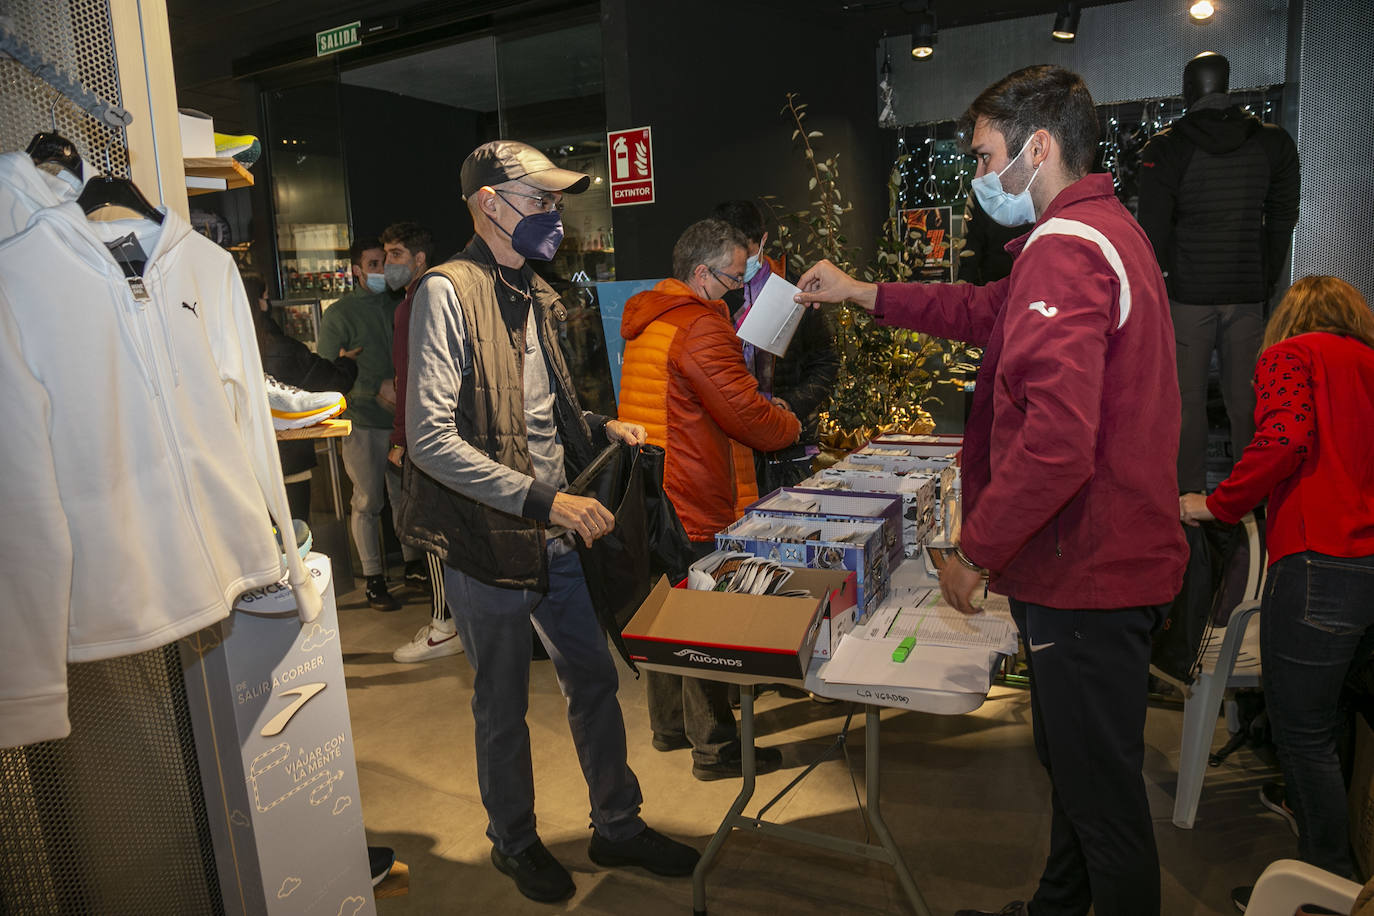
[798,66,1187,916]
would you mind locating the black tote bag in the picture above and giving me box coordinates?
[569,443,694,670]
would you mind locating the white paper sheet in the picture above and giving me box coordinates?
[819,634,1001,694]
[736,272,806,357]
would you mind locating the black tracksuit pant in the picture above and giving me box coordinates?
[1011,599,1167,916]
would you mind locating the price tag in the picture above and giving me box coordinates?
[127,277,151,301]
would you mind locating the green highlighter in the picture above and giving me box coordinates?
[892,636,917,663]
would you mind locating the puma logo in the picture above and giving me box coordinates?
[182,300,199,317]
[1028,300,1058,318]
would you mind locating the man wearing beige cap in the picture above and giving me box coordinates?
[400,140,699,903]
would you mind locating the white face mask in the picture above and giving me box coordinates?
[971,134,1041,228]
[744,251,763,283]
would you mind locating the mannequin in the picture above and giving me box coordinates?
[1183,51,1230,107]
[1139,50,1300,492]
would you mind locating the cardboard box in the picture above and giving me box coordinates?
[178,108,215,158]
[624,567,854,680]
[747,488,904,567]
[868,434,964,467]
[716,515,889,618]
[800,467,941,554]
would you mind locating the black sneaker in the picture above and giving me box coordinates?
[404,559,431,595]
[1232,885,1251,912]
[692,745,782,782]
[491,838,574,903]
[1259,781,1299,836]
[588,825,700,877]
[651,732,690,752]
[368,845,395,887]
[365,575,401,611]
[954,903,1027,916]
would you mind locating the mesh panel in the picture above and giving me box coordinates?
[0,2,221,913]
[0,0,129,177]
[0,648,224,916]
[1290,0,1374,302]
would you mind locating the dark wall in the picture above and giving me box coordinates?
[602,0,886,282]
[338,84,491,261]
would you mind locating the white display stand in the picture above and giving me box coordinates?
[180,554,375,916]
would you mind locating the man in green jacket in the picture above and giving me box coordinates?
[317,236,420,609]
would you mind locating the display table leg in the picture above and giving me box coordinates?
[326,438,345,520]
[692,685,756,916]
[864,707,932,916]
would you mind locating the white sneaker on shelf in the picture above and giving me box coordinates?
[265,375,345,430]
[393,620,464,663]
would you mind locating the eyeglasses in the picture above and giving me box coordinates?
[709,266,745,290]
[497,186,565,213]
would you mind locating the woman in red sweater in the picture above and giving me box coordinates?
[1182,275,1374,879]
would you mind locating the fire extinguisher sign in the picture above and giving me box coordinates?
[607,126,655,207]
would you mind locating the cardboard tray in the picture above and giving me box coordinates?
[746,487,905,567]
[623,567,853,681]
[715,515,889,619]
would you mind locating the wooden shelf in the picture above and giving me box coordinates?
[276,418,351,441]
[184,157,253,196]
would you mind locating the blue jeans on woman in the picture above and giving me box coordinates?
[1261,550,1374,878]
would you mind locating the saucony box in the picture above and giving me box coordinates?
[716,516,889,619]
[624,568,854,680]
[746,488,904,567]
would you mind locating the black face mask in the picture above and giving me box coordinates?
[721,286,745,319]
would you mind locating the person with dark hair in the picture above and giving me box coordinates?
[318,236,418,611]
[242,271,359,520]
[404,140,699,902]
[1139,51,1301,494]
[377,221,462,662]
[1181,276,1374,907]
[711,199,838,491]
[618,218,800,781]
[796,65,1187,916]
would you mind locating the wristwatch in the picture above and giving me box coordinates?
[953,545,985,574]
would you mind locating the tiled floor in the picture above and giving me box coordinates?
[335,576,1295,915]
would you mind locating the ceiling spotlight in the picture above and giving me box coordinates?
[1189,0,1215,20]
[1052,2,1081,41]
[911,9,937,59]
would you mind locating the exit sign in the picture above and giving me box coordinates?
[316,21,361,57]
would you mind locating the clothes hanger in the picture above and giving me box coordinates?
[25,89,83,180]
[77,144,164,224]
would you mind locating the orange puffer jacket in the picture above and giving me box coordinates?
[619,278,800,541]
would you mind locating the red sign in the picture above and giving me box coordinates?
[607,126,655,207]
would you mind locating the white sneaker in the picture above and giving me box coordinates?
[265,374,345,430]
[393,620,464,663]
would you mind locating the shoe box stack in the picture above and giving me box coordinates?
[715,513,889,621]
[802,437,963,552]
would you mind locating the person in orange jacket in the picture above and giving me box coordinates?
[618,217,800,781]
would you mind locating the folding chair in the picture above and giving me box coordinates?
[1246,858,1361,916]
[1153,512,1266,829]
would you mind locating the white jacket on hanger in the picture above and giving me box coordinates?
[0,195,321,748]
[0,150,89,239]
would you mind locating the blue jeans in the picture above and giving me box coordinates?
[444,543,645,855]
[1261,550,1374,878]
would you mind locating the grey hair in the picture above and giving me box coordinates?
[671,218,748,283]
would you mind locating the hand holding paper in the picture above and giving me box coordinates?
[737,272,806,357]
